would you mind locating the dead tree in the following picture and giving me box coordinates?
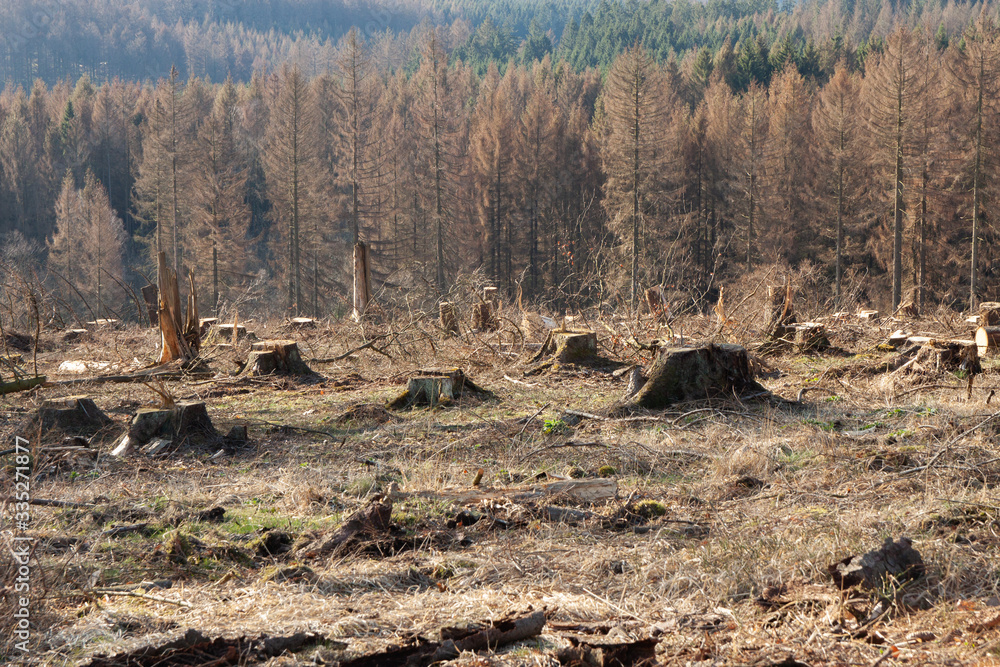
[155,252,200,365]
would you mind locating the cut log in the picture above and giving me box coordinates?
[112,401,218,456]
[980,302,1000,327]
[241,340,314,377]
[352,241,371,321]
[976,326,1000,357]
[439,301,459,336]
[612,344,763,415]
[828,537,925,591]
[472,302,498,331]
[387,368,491,409]
[141,285,159,327]
[539,478,616,504]
[793,323,830,353]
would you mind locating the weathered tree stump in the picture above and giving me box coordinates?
[86,319,120,329]
[112,401,218,456]
[857,309,880,320]
[645,285,669,322]
[388,368,491,409]
[764,284,794,342]
[483,286,499,308]
[289,317,316,329]
[62,329,89,343]
[198,317,219,335]
[472,301,498,331]
[611,344,763,415]
[793,323,830,353]
[976,326,1000,357]
[241,340,314,376]
[439,302,460,336]
[979,302,1000,327]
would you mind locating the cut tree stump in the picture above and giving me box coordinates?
[896,340,980,376]
[483,286,499,308]
[828,537,925,591]
[439,302,460,336]
[645,285,669,322]
[86,319,120,329]
[980,302,1000,327]
[611,344,763,415]
[241,340,314,377]
[198,317,218,335]
[857,309,880,320]
[531,331,598,365]
[112,402,218,456]
[976,326,1000,357]
[388,368,491,409]
[35,396,112,434]
[204,323,251,343]
[793,323,830,353]
[472,302,498,331]
[62,329,88,343]
[289,317,316,329]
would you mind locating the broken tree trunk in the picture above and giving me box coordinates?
[439,301,460,336]
[241,340,314,377]
[980,302,1000,327]
[611,344,763,415]
[645,285,669,322]
[352,241,371,321]
[764,284,794,342]
[141,285,159,327]
[976,326,1000,357]
[472,302,498,331]
[155,252,198,365]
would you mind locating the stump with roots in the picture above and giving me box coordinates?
[241,340,315,377]
[611,344,764,415]
[531,331,597,364]
[112,401,219,456]
[388,368,492,409]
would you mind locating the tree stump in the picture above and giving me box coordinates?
[793,323,830,353]
[532,331,597,364]
[976,326,1000,357]
[979,302,1000,327]
[198,317,219,335]
[611,344,763,415]
[857,309,880,320]
[483,287,499,308]
[763,284,794,344]
[204,323,251,343]
[241,340,314,377]
[112,401,218,456]
[19,396,113,442]
[828,537,924,591]
[289,317,316,329]
[472,302,498,331]
[141,284,159,327]
[439,302,460,336]
[645,285,669,322]
[387,368,491,409]
[62,329,89,343]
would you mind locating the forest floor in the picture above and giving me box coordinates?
[3,309,1000,666]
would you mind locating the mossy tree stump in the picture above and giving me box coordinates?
[241,340,314,376]
[611,344,763,415]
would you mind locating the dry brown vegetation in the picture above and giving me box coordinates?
[3,292,1000,666]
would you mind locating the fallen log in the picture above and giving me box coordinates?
[0,375,46,395]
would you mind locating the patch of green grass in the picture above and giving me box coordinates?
[543,418,570,435]
[802,418,836,431]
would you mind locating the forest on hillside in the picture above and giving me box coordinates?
[2,0,1000,322]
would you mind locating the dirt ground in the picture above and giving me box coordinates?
[3,309,1000,666]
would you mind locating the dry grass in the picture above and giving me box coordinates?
[2,310,1000,665]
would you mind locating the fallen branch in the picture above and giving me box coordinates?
[311,336,391,362]
[0,496,95,508]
